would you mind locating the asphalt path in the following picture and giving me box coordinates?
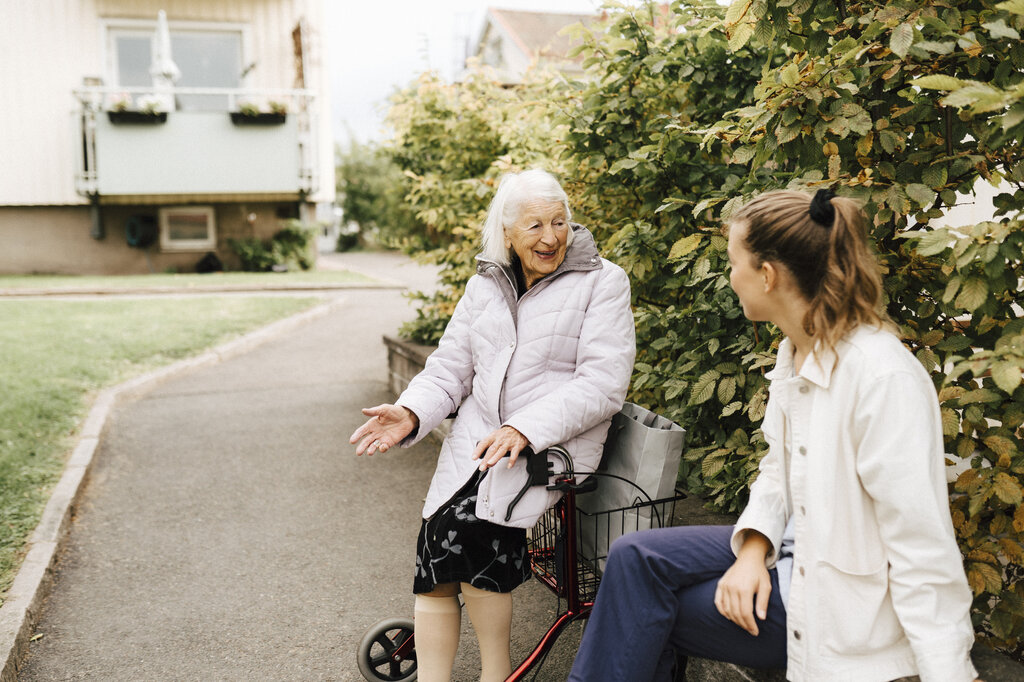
[19,253,581,681]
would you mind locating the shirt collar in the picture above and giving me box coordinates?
[765,337,838,389]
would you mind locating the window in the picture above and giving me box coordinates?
[159,206,216,251]
[107,22,244,110]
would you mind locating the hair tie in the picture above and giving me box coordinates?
[809,188,836,228]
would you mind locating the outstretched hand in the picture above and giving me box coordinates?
[349,404,418,456]
[472,425,529,471]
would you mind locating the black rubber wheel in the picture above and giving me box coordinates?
[357,617,417,681]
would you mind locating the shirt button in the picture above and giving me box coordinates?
[798,446,807,455]
[799,385,809,394]
[794,631,802,640]
[509,342,514,349]
[799,566,805,576]
[800,506,806,515]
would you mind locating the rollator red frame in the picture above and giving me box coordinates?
[356,453,683,682]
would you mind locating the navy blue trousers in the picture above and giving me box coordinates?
[568,525,787,682]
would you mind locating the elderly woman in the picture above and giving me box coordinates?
[350,169,635,682]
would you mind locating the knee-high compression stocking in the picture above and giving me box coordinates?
[461,583,513,682]
[413,594,461,682]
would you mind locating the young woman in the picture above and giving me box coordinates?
[568,189,979,682]
[350,170,635,682]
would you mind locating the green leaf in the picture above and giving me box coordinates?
[967,562,1003,595]
[921,164,948,189]
[997,0,1024,15]
[992,472,1023,505]
[941,407,960,438]
[702,451,727,478]
[729,23,755,51]
[690,369,720,405]
[724,0,752,25]
[942,275,962,304]
[991,361,1023,394]
[722,401,743,417]
[915,41,956,55]
[890,23,914,59]
[718,375,737,404]
[960,388,1002,404]
[906,183,937,208]
[914,229,951,256]
[781,63,800,87]
[914,75,967,90]
[985,436,1019,459]
[608,158,640,174]
[954,277,989,311]
[982,19,1021,40]
[942,83,1009,113]
[879,129,900,153]
[669,234,704,260]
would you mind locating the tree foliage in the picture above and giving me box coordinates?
[380,0,1024,653]
[335,140,423,249]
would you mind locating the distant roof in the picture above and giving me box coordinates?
[484,7,600,61]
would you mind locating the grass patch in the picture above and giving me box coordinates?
[0,296,319,598]
[0,270,375,290]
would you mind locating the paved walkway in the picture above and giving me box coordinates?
[17,252,580,681]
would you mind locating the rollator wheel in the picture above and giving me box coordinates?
[357,617,417,681]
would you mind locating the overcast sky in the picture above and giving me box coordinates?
[324,0,609,147]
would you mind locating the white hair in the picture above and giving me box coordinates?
[480,169,573,265]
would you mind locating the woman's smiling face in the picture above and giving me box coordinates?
[506,199,570,288]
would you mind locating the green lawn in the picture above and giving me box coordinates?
[0,296,320,598]
[0,270,374,290]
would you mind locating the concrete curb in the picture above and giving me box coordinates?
[0,282,403,298]
[0,297,345,682]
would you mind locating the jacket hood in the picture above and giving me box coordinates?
[475,223,602,320]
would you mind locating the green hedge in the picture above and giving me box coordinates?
[379,0,1023,655]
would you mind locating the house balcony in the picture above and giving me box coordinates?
[74,87,318,203]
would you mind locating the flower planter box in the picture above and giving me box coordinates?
[229,112,287,126]
[107,111,168,124]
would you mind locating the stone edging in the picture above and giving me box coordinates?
[0,282,403,298]
[0,297,343,682]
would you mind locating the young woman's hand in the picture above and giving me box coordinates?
[472,425,529,471]
[715,531,773,636]
[349,404,418,455]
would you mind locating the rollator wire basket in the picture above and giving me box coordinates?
[527,489,686,603]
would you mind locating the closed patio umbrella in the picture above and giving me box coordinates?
[148,10,180,111]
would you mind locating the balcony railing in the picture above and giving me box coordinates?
[73,86,318,199]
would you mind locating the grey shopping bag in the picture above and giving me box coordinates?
[577,403,686,572]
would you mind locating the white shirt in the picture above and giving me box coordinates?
[732,325,977,682]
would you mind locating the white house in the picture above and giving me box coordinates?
[0,0,335,274]
[468,8,600,84]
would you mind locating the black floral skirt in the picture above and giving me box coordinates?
[413,470,532,594]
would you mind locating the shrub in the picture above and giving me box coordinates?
[381,0,1024,653]
[229,222,317,272]
[335,140,423,248]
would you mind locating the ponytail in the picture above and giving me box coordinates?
[729,189,889,353]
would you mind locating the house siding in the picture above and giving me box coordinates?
[0,0,333,207]
[0,200,296,275]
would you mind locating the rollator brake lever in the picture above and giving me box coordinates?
[503,447,554,522]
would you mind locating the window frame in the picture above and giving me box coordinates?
[158,205,217,252]
[102,18,252,90]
